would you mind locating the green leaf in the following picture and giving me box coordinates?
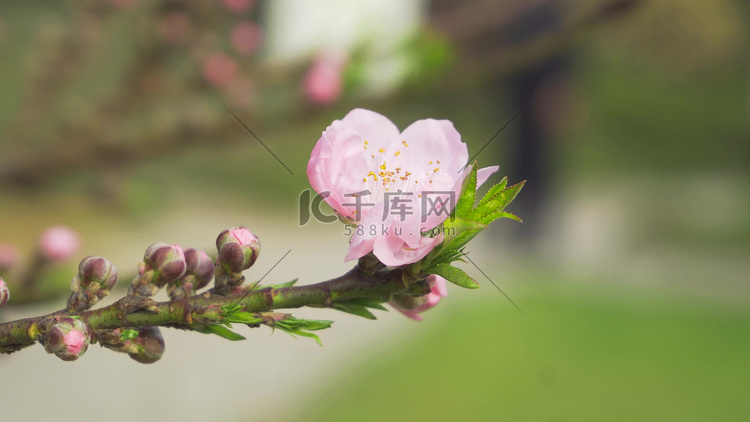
[220,303,243,314]
[279,317,334,331]
[480,211,522,225]
[198,324,246,341]
[333,304,378,320]
[120,329,139,341]
[337,297,388,311]
[426,263,480,289]
[454,162,478,218]
[466,199,501,222]
[274,318,332,347]
[223,312,263,325]
[478,177,508,206]
[290,330,324,347]
[492,181,525,212]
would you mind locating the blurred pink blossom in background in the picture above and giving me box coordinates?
[39,225,81,262]
[223,0,256,13]
[0,243,19,270]
[203,53,238,87]
[230,21,263,55]
[303,49,349,105]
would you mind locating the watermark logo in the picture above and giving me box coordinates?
[299,189,456,236]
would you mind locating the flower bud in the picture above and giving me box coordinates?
[0,277,9,308]
[184,248,214,290]
[39,225,81,261]
[143,243,187,286]
[216,227,260,274]
[43,317,91,361]
[126,326,165,364]
[389,275,448,321]
[79,256,118,292]
[68,256,118,311]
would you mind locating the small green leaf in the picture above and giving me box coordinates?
[455,162,478,218]
[480,211,522,225]
[292,330,324,347]
[279,317,334,331]
[274,319,330,347]
[466,199,501,222]
[337,297,388,311]
[333,304,378,320]
[199,324,246,341]
[220,303,243,314]
[493,181,525,212]
[223,312,263,325]
[478,177,508,206]
[120,329,139,341]
[426,263,480,289]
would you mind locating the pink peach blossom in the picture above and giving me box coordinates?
[230,21,262,55]
[39,225,81,261]
[307,109,498,266]
[303,50,347,105]
[390,275,448,321]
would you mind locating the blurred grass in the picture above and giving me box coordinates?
[295,282,750,421]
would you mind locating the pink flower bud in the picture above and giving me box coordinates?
[143,243,187,286]
[126,326,165,364]
[184,248,214,291]
[43,317,91,361]
[202,53,237,88]
[0,277,9,307]
[230,21,262,55]
[0,243,19,271]
[216,227,260,274]
[304,50,347,105]
[39,225,81,261]
[389,275,448,321]
[223,0,255,13]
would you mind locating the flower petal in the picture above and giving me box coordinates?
[372,233,443,267]
[399,119,468,175]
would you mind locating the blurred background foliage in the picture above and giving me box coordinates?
[0,0,748,421]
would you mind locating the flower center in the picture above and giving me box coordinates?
[360,139,445,207]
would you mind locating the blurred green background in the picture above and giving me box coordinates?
[0,0,748,421]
